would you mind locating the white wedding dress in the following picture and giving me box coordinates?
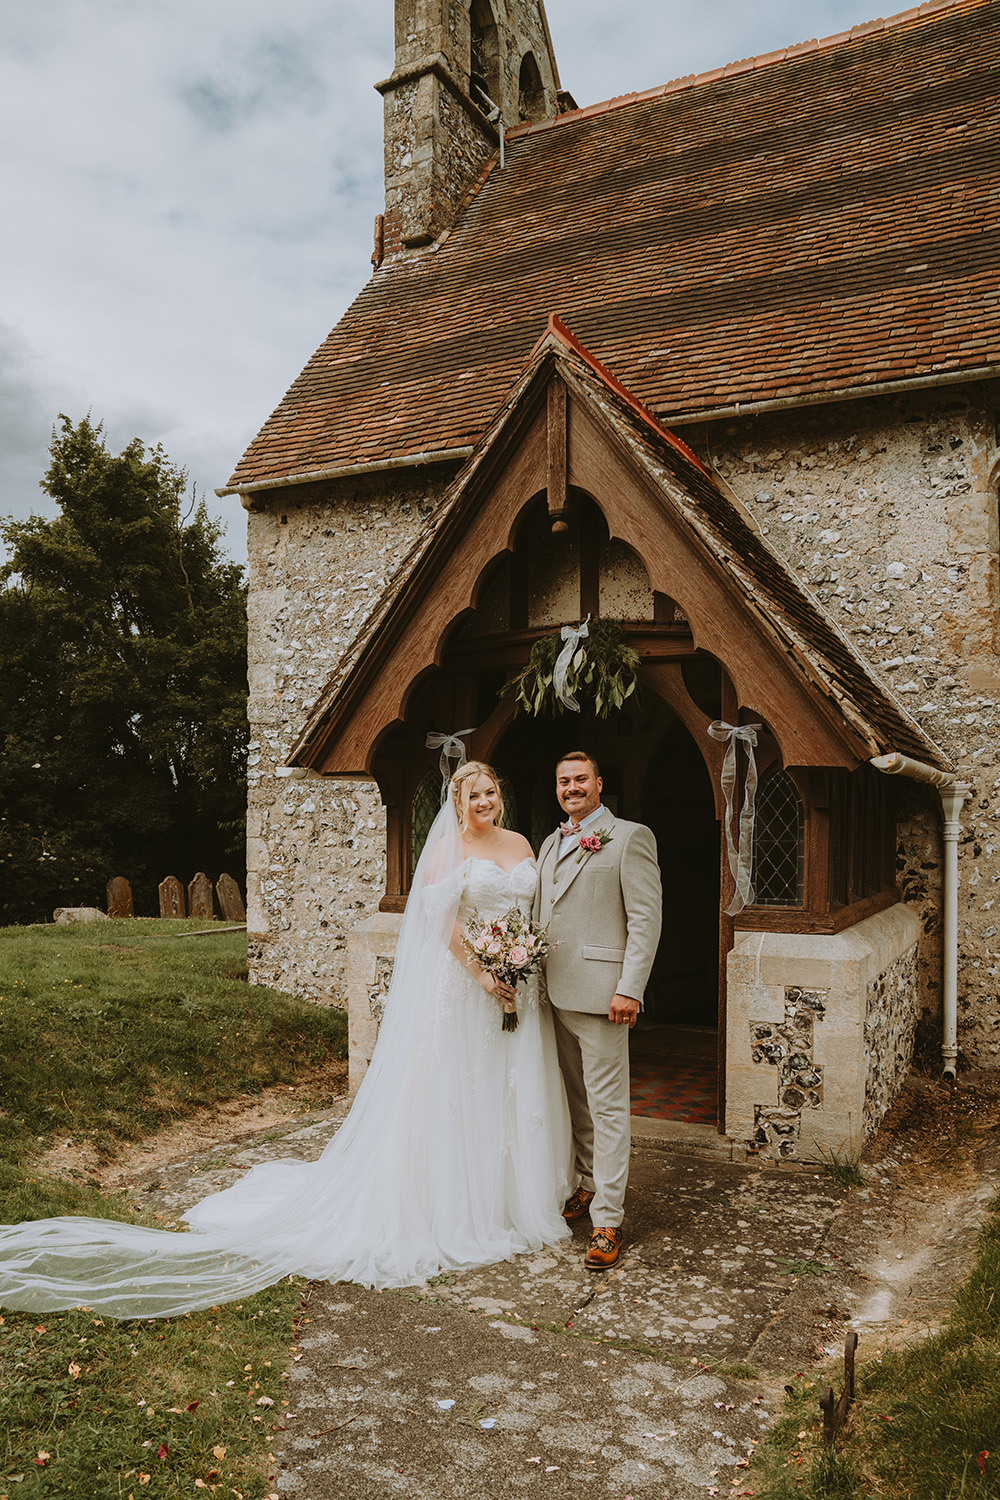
[0,806,571,1317]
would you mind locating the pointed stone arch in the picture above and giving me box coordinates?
[470,0,500,103]
[518,50,546,121]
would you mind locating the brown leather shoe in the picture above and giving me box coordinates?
[585,1226,623,1270]
[562,1186,596,1222]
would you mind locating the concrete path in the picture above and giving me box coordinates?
[139,1079,1000,1500]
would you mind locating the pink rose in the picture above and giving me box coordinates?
[488,940,502,955]
[579,834,602,853]
[509,945,529,967]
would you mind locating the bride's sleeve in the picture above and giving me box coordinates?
[421,865,466,919]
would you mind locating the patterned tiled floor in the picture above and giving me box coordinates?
[629,1024,718,1124]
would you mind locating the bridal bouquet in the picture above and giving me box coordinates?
[462,906,553,1032]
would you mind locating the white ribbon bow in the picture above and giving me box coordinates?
[707,721,763,916]
[552,615,591,712]
[425,728,477,804]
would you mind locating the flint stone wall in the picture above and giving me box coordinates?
[245,467,456,1005]
[703,383,1000,1064]
[864,943,920,1136]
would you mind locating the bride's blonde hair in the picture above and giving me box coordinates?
[450,760,504,832]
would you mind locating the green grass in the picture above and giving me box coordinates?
[0,919,346,1210]
[1,1288,304,1499]
[750,1198,1000,1499]
[820,1152,866,1190]
[0,921,348,1497]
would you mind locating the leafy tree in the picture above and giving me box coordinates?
[0,416,247,923]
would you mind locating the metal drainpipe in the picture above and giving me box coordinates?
[870,752,973,1078]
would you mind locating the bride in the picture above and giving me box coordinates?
[0,761,571,1317]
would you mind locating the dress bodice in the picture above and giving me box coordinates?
[456,857,536,926]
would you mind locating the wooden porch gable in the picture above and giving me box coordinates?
[289,318,946,778]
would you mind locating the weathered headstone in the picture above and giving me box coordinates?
[158,875,186,918]
[106,876,133,918]
[188,871,214,919]
[215,873,246,923]
[53,907,108,925]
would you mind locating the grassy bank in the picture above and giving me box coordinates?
[0,920,346,1498]
[0,918,345,1208]
[750,1198,1000,1499]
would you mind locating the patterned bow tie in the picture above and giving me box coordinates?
[559,820,582,837]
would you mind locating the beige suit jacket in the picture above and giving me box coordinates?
[533,812,662,1016]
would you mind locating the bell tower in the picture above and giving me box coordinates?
[376,0,567,255]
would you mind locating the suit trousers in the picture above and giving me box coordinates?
[551,1006,631,1228]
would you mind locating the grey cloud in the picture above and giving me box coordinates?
[180,31,325,133]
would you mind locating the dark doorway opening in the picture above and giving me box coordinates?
[632,723,719,1125]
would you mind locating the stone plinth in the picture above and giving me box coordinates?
[158,876,185,918]
[726,903,921,1162]
[345,910,404,1094]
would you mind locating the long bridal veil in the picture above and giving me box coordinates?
[0,800,472,1317]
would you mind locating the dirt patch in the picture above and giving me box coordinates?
[36,1059,349,1190]
[865,1066,1000,1195]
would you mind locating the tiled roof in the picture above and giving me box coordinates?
[292,317,948,772]
[226,0,999,493]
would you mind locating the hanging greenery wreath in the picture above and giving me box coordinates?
[503,617,641,719]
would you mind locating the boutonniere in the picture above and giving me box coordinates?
[578,827,612,855]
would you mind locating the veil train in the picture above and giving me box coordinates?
[0,801,483,1317]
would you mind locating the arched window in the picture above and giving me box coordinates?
[411,768,517,871]
[752,765,804,907]
[518,52,545,122]
[470,0,500,105]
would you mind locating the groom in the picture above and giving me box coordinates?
[534,750,662,1270]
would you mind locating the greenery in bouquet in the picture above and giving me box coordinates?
[502,616,640,719]
[462,904,553,1032]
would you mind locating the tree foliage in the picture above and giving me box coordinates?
[0,416,247,923]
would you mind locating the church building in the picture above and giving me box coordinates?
[218,0,1000,1161]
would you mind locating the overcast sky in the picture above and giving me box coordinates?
[1,0,892,564]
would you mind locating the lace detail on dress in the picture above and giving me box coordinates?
[455,857,536,927]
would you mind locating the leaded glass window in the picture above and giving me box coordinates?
[752,765,804,907]
[411,771,440,873]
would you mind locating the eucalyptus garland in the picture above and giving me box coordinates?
[504,617,641,719]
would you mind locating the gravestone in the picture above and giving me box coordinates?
[106,876,133,918]
[187,872,214,919]
[158,875,186,918]
[215,873,246,923]
[53,907,108,924]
